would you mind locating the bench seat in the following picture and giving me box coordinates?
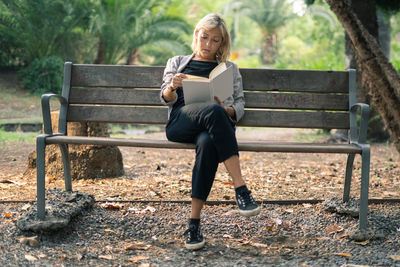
[46,135,363,154]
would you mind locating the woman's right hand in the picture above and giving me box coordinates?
[169,73,187,90]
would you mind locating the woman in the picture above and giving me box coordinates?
[160,13,260,250]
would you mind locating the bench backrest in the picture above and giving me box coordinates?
[62,62,355,130]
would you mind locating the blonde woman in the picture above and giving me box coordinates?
[160,13,260,250]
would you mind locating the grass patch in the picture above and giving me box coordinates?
[294,129,331,143]
[0,128,37,146]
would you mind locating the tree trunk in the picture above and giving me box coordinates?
[343,0,389,142]
[326,0,400,152]
[261,33,277,65]
[94,39,105,64]
[126,48,139,65]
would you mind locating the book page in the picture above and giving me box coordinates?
[182,80,213,105]
[211,65,233,102]
[185,74,208,81]
[209,63,227,80]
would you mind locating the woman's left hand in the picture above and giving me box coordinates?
[214,96,235,118]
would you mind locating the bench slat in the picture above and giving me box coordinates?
[240,68,349,93]
[45,136,361,154]
[71,65,165,88]
[69,88,349,111]
[67,105,349,129]
[71,65,349,93]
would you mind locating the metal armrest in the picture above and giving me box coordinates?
[349,103,370,144]
[41,93,68,135]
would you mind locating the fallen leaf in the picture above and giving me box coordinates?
[223,234,233,239]
[104,229,116,233]
[251,242,269,248]
[302,203,312,208]
[19,236,40,247]
[354,239,370,246]
[129,255,149,263]
[125,242,152,251]
[141,206,156,213]
[99,255,113,260]
[334,252,352,257]
[101,203,122,210]
[4,212,12,218]
[390,255,400,261]
[265,225,273,231]
[24,255,37,261]
[222,181,233,186]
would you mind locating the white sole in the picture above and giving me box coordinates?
[185,239,205,250]
[238,206,261,217]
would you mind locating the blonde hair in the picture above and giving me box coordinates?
[191,13,231,62]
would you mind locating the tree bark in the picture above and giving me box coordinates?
[94,39,105,64]
[326,0,400,152]
[126,48,139,65]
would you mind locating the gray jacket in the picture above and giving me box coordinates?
[160,54,245,122]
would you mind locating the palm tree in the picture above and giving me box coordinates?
[90,0,191,65]
[0,0,90,65]
[231,0,296,65]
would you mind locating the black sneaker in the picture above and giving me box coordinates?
[235,189,261,217]
[184,223,205,250]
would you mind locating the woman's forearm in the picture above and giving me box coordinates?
[162,85,177,102]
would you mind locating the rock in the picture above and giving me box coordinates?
[323,197,359,218]
[16,188,95,233]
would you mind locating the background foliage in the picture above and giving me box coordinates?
[0,0,399,87]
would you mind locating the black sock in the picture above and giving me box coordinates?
[235,185,248,194]
[189,218,200,226]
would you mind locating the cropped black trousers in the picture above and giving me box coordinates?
[166,103,239,201]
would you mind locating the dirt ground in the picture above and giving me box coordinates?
[1,128,399,202]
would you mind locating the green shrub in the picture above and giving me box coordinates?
[19,56,64,95]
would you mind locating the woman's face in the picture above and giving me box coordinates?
[195,27,222,61]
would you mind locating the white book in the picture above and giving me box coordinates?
[182,63,233,105]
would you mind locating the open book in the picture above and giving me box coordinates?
[182,62,233,105]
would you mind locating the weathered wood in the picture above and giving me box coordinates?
[71,65,165,88]
[244,92,348,110]
[67,105,349,129]
[69,88,349,111]
[46,136,362,153]
[71,64,349,93]
[240,68,349,93]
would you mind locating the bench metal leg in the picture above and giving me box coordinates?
[343,154,355,202]
[59,144,72,191]
[36,135,46,220]
[359,145,370,229]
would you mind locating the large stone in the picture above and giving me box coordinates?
[25,111,124,179]
[323,197,360,218]
[16,188,95,233]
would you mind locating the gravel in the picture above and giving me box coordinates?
[1,189,400,266]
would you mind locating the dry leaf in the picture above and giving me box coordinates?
[223,234,233,239]
[101,203,122,210]
[125,242,152,251]
[390,255,400,261]
[24,255,37,261]
[265,225,273,231]
[141,206,156,213]
[104,229,116,233]
[334,252,352,257]
[354,239,370,246]
[19,236,40,247]
[99,255,113,260]
[251,242,269,248]
[129,255,149,263]
[4,212,12,218]
[222,181,233,186]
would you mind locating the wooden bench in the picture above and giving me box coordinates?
[36,62,371,229]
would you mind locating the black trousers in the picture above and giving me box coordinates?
[166,103,239,201]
